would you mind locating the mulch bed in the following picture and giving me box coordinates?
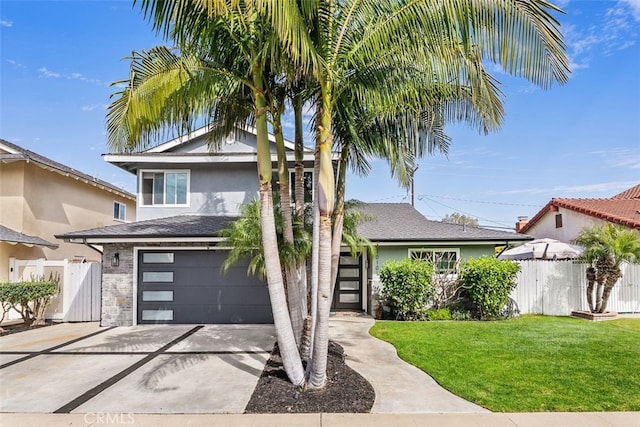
[245,340,375,413]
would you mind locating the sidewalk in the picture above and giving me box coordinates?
[2,412,638,426]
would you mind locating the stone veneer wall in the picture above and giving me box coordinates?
[101,243,135,326]
[100,242,216,326]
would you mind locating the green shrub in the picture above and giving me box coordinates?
[0,277,59,326]
[458,257,520,320]
[450,310,472,321]
[426,307,452,321]
[379,258,434,320]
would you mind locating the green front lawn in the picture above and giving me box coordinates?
[370,315,640,412]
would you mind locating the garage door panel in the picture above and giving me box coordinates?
[138,250,272,324]
[139,304,273,324]
[171,285,270,305]
[141,267,264,287]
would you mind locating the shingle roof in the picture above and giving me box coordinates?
[520,185,640,233]
[0,225,58,248]
[612,184,640,200]
[56,215,237,240]
[0,139,134,200]
[354,203,531,242]
[57,204,530,244]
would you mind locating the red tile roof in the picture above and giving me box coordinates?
[612,184,640,199]
[520,194,640,233]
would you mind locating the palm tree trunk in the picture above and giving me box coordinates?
[253,68,304,386]
[599,268,621,314]
[309,81,335,389]
[306,148,320,366]
[594,258,612,313]
[585,266,596,313]
[330,146,349,301]
[293,93,306,221]
[273,106,305,345]
[292,92,310,358]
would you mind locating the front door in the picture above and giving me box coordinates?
[332,254,362,310]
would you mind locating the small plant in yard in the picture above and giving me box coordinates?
[458,256,520,320]
[379,258,434,320]
[426,307,452,321]
[0,273,59,327]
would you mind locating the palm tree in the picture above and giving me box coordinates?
[300,0,569,387]
[574,224,640,313]
[108,2,307,385]
[111,0,570,389]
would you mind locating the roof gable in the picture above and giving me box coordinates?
[144,124,302,155]
[0,139,134,200]
[104,124,317,174]
[520,197,640,233]
[612,184,640,200]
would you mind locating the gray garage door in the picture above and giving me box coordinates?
[137,250,273,324]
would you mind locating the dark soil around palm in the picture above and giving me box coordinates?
[245,340,375,413]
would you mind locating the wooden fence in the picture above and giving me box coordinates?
[7,257,101,322]
[511,260,640,315]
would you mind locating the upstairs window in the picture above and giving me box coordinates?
[555,214,563,228]
[113,201,126,221]
[272,170,314,204]
[409,248,460,274]
[141,171,188,206]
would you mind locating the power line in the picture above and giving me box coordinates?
[364,192,542,208]
[417,193,542,207]
[418,196,513,228]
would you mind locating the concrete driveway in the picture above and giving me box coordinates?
[0,322,275,413]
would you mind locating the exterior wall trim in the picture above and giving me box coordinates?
[70,237,226,244]
[370,240,510,246]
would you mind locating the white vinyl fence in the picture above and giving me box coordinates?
[510,260,640,315]
[7,257,101,322]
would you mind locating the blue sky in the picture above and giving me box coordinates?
[1,0,639,230]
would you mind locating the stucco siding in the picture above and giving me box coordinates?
[172,129,259,154]
[0,161,135,282]
[136,164,258,220]
[525,207,605,243]
[0,161,26,232]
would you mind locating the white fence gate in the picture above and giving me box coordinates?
[7,257,101,322]
[511,260,640,315]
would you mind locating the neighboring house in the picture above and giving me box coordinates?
[516,184,640,243]
[58,125,531,327]
[0,139,136,284]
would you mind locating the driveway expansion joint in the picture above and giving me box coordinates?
[53,325,204,414]
[0,326,116,370]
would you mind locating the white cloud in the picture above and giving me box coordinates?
[0,19,13,27]
[6,59,25,69]
[37,67,107,86]
[563,1,639,71]
[620,0,640,21]
[38,67,60,78]
[81,104,100,111]
[591,147,640,170]
[484,181,639,197]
